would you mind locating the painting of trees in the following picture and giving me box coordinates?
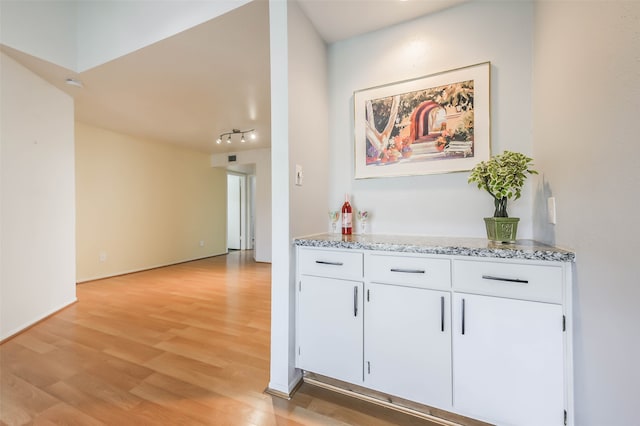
[354,62,489,179]
[363,80,475,164]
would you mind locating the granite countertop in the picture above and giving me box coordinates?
[294,233,575,263]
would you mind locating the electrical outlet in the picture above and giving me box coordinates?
[199,240,205,247]
[547,197,557,224]
[99,251,107,262]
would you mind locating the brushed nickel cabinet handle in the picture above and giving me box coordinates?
[353,286,358,317]
[315,260,344,266]
[482,274,529,284]
[390,268,425,274]
[461,298,466,335]
[440,296,445,332]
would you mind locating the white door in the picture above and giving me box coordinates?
[452,293,565,426]
[247,175,256,250]
[365,283,452,408]
[297,275,364,384]
[227,174,242,250]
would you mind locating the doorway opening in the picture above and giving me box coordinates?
[226,166,256,253]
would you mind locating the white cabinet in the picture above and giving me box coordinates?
[296,248,364,384]
[366,253,451,290]
[364,253,452,407]
[452,293,564,426]
[452,259,567,426]
[365,282,451,407]
[298,247,363,281]
[295,244,573,426]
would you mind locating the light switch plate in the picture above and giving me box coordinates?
[295,165,303,186]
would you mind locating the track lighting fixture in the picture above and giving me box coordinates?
[215,128,256,145]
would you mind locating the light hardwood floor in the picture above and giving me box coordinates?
[0,251,442,426]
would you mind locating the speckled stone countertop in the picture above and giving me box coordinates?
[294,234,575,263]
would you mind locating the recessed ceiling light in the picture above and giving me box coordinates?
[64,78,84,88]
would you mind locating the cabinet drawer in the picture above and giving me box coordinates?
[298,248,363,280]
[453,259,563,303]
[366,254,451,290]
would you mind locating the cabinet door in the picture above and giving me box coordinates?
[452,293,564,426]
[365,283,452,408]
[297,275,363,384]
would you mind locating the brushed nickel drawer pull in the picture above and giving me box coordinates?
[440,296,445,332]
[461,298,466,335]
[390,268,425,274]
[482,274,529,284]
[315,260,344,266]
[353,286,358,317]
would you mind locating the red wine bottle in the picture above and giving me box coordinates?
[341,193,352,235]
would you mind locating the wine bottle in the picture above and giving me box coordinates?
[341,193,352,235]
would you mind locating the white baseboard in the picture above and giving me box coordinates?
[76,253,227,283]
[0,298,77,342]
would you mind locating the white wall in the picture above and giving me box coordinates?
[0,0,77,70]
[532,2,640,425]
[268,0,294,395]
[268,0,330,396]
[211,148,272,263]
[288,0,329,240]
[76,123,227,283]
[0,0,250,72]
[0,53,76,340]
[75,0,251,71]
[328,2,534,237]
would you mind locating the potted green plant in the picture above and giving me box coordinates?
[468,151,538,243]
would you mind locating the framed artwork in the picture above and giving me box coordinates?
[353,62,491,179]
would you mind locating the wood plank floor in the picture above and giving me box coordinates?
[0,251,443,426]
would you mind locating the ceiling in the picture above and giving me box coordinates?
[297,0,468,44]
[2,0,468,154]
